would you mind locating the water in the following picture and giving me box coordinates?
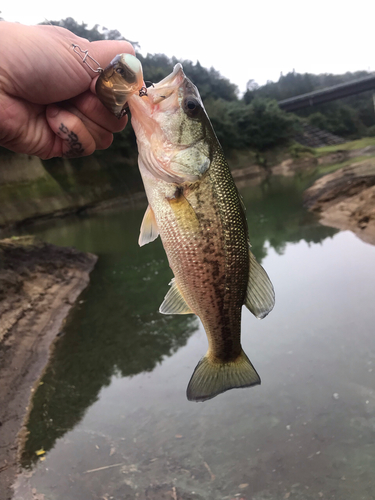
[12,176,375,500]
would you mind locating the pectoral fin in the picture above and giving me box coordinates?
[245,248,275,319]
[159,278,193,315]
[167,190,200,234]
[138,205,159,247]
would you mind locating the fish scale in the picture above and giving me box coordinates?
[97,57,275,401]
[184,153,250,357]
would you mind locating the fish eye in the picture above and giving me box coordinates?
[116,67,125,75]
[184,97,201,116]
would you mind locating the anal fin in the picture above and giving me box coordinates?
[138,205,159,247]
[159,278,194,315]
[245,248,275,319]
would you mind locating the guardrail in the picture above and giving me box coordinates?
[278,75,375,112]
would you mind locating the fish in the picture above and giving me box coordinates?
[97,59,275,402]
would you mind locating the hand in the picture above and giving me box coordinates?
[0,22,135,159]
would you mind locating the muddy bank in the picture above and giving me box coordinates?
[0,151,143,229]
[0,236,97,500]
[304,159,375,245]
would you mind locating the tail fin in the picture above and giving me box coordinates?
[186,349,260,402]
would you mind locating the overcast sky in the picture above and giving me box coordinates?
[2,0,374,94]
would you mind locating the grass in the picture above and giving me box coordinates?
[315,155,375,177]
[0,177,66,203]
[314,137,375,156]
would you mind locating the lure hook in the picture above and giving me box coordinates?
[138,82,155,97]
[72,44,103,73]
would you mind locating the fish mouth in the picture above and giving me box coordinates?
[146,63,202,109]
[146,64,186,105]
[154,63,185,90]
[127,64,187,132]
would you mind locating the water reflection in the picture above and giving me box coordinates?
[18,175,345,489]
[21,210,198,466]
[241,175,337,260]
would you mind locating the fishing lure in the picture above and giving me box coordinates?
[72,44,145,118]
[95,53,145,118]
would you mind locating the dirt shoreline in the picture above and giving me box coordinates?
[0,237,97,500]
[304,158,375,245]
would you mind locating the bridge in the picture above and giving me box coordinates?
[278,74,375,112]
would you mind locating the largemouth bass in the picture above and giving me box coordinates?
[97,60,275,402]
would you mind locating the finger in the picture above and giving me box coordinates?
[49,26,136,73]
[90,39,136,61]
[58,101,115,151]
[70,36,136,80]
[31,27,136,102]
[46,105,99,158]
[70,91,128,133]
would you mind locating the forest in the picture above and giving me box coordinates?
[2,17,375,159]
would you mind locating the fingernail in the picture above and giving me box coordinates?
[47,105,59,118]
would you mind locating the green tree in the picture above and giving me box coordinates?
[250,70,375,139]
[243,79,259,105]
[234,98,300,151]
[40,17,138,47]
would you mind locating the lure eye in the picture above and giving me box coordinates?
[184,97,201,116]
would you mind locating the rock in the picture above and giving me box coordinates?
[304,159,375,245]
[272,156,317,177]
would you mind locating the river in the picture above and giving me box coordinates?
[12,175,375,500]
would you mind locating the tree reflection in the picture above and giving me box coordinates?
[241,174,338,261]
[21,173,337,467]
[21,236,198,467]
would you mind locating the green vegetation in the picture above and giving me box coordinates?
[206,98,301,152]
[39,18,303,157]
[1,16,375,227]
[316,155,375,177]
[54,18,373,159]
[20,174,337,465]
[314,136,375,155]
[3,17,375,163]
[288,143,316,159]
[21,213,198,466]
[40,17,139,47]
[247,71,375,139]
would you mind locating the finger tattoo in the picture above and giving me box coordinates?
[58,123,85,157]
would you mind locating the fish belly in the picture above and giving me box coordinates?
[145,162,249,363]
[140,151,267,401]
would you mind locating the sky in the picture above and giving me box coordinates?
[1,0,374,94]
